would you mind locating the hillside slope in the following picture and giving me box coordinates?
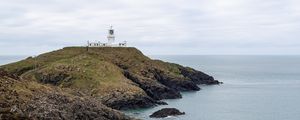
[0,69,132,120]
[0,47,220,119]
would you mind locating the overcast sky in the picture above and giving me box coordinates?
[1,0,300,55]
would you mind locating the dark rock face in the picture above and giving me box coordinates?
[0,68,19,80]
[150,108,185,118]
[153,69,200,91]
[121,63,221,109]
[36,72,70,85]
[24,93,132,120]
[179,67,221,85]
[124,71,182,100]
[102,93,157,110]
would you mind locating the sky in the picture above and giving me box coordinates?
[1,0,300,55]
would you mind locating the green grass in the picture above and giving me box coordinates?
[1,47,189,98]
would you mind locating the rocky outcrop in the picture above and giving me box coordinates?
[0,68,19,80]
[179,66,221,85]
[152,69,200,91]
[0,69,133,120]
[124,71,182,100]
[101,90,159,110]
[24,93,132,120]
[35,72,70,85]
[150,108,185,118]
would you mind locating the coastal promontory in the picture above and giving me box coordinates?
[0,47,220,119]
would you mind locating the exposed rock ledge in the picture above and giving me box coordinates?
[150,108,185,118]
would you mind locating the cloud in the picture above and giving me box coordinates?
[0,0,300,55]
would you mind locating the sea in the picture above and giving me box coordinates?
[0,56,27,65]
[1,55,300,120]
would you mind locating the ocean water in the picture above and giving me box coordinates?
[1,55,300,120]
[0,56,27,65]
[124,55,300,120]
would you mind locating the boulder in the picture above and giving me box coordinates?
[149,108,185,118]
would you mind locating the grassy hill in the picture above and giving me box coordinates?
[0,47,220,119]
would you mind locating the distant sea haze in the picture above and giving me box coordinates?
[0,56,27,65]
[125,55,300,120]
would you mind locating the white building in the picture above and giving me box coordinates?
[87,26,127,47]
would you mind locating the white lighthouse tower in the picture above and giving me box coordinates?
[87,26,127,47]
[107,26,115,46]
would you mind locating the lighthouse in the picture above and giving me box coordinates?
[107,26,115,45]
[87,26,127,47]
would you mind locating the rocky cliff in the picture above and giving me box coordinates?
[0,47,220,119]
